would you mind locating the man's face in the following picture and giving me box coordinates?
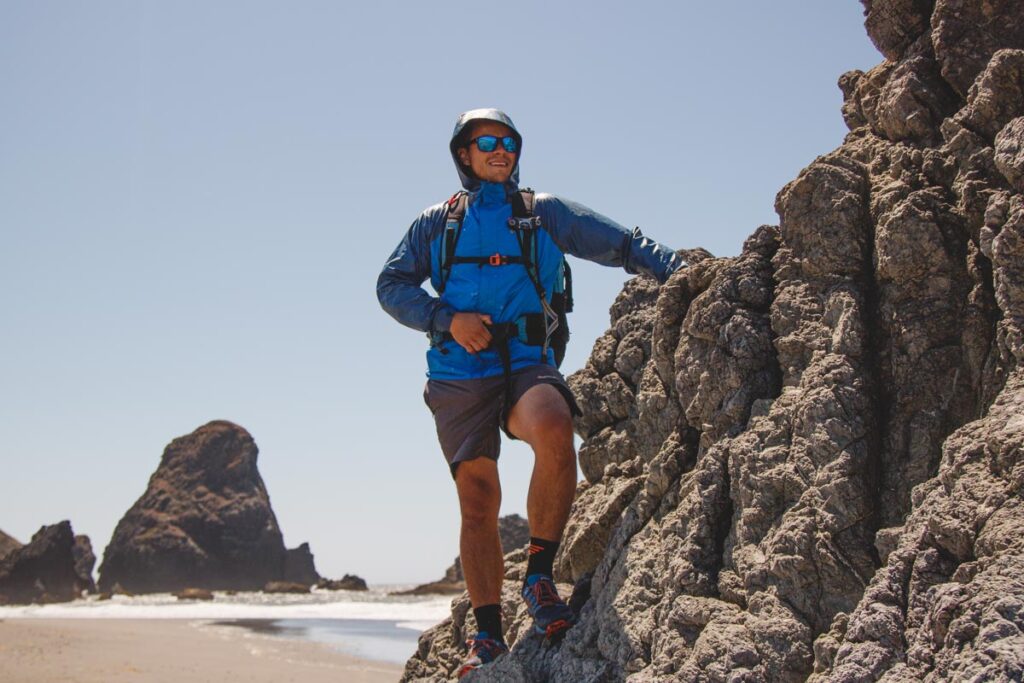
[456,121,518,184]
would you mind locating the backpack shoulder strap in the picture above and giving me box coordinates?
[509,188,535,219]
[439,191,468,295]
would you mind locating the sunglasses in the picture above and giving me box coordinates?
[469,135,518,153]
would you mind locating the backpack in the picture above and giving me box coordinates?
[437,188,573,367]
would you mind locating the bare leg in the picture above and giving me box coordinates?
[454,456,504,607]
[506,384,577,542]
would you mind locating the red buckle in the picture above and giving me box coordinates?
[489,253,504,266]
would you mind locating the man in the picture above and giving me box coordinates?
[377,108,683,677]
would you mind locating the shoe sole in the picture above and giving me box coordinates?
[458,651,507,678]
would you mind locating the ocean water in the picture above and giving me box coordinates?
[0,586,453,664]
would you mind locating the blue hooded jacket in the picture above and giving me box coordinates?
[377,109,685,380]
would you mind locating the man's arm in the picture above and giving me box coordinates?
[376,205,456,335]
[535,194,685,283]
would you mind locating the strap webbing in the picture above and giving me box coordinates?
[448,254,525,266]
[439,192,468,295]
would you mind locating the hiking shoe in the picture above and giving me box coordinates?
[521,574,575,643]
[458,632,508,678]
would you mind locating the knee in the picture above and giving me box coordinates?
[456,461,501,522]
[529,412,575,453]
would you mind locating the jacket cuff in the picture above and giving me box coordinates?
[430,306,456,334]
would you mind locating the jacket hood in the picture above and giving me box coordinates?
[449,108,522,192]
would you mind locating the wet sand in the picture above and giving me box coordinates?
[0,618,404,683]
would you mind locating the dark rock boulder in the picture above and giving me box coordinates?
[72,535,96,594]
[0,521,85,605]
[402,2,1024,681]
[317,574,368,591]
[98,420,319,593]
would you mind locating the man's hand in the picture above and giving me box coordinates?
[450,312,493,354]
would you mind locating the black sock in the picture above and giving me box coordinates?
[525,536,559,581]
[473,604,503,640]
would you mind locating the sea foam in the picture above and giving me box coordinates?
[0,586,452,624]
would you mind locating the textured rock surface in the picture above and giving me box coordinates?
[402,2,1024,681]
[0,522,88,604]
[98,421,318,593]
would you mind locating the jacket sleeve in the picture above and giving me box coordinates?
[376,205,456,335]
[535,193,685,283]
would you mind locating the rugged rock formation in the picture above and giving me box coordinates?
[402,2,1024,681]
[398,514,531,596]
[0,522,90,604]
[0,529,21,561]
[98,420,319,593]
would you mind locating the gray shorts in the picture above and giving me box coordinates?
[423,364,581,477]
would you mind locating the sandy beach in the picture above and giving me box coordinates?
[0,618,405,683]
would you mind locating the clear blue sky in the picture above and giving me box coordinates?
[0,1,881,584]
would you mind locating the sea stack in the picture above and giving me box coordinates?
[98,420,320,593]
[0,522,90,604]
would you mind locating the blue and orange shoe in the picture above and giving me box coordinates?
[521,574,575,645]
[458,631,508,679]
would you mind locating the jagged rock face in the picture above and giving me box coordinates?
[98,421,313,593]
[0,522,86,604]
[403,2,1024,681]
[0,529,21,561]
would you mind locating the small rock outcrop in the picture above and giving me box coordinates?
[0,522,89,604]
[398,514,530,596]
[318,574,368,591]
[403,2,1024,681]
[97,420,319,593]
[283,542,321,585]
[175,587,214,601]
[73,534,97,594]
[263,580,310,594]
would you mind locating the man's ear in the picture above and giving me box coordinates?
[457,147,470,166]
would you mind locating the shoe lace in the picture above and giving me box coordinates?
[465,636,504,660]
[527,577,561,608]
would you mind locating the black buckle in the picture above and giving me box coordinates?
[507,216,542,231]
